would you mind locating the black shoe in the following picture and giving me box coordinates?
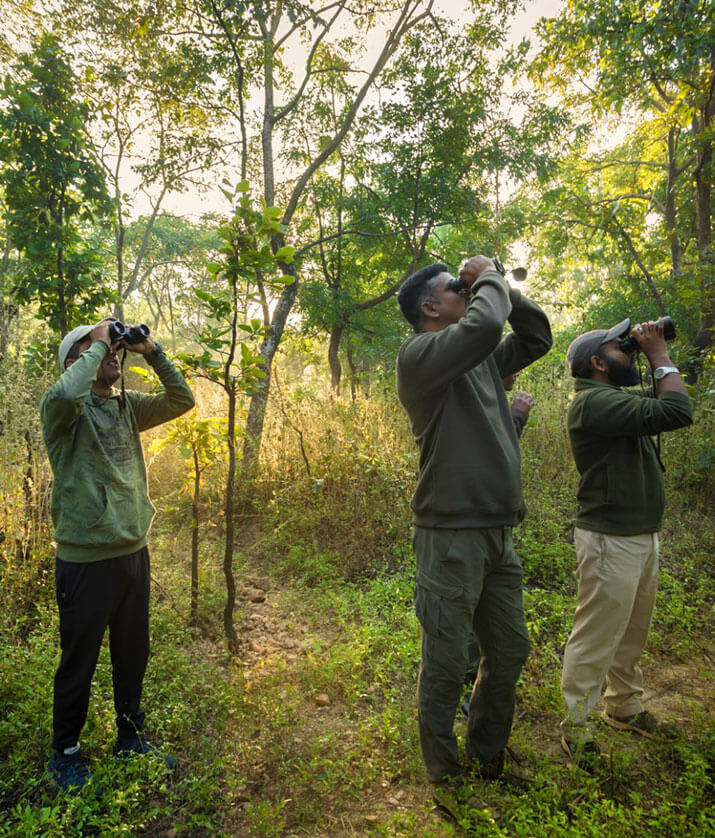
[469,749,505,781]
[560,735,605,774]
[432,776,498,824]
[48,748,100,796]
[113,733,178,771]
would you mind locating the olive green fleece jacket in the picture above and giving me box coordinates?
[568,378,693,535]
[40,340,195,562]
[396,270,552,528]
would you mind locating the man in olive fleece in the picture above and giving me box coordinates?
[395,256,552,802]
[461,375,535,715]
[41,319,195,794]
[560,318,692,771]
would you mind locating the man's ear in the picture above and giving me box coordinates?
[590,354,607,374]
[421,300,440,320]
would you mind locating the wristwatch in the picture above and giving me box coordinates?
[653,366,679,380]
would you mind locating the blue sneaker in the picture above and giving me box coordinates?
[113,733,178,771]
[49,748,100,795]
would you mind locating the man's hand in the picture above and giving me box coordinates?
[632,319,669,366]
[632,319,687,396]
[89,321,112,349]
[511,392,534,419]
[458,255,497,290]
[123,332,156,355]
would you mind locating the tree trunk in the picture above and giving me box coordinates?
[328,323,344,393]
[686,103,714,381]
[665,127,683,278]
[191,445,200,624]
[242,270,299,476]
[223,387,238,652]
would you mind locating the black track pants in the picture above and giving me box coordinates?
[52,548,150,751]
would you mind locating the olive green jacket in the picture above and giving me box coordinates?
[568,378,693,534]
[396,270,552,528]
[41,341,195,562]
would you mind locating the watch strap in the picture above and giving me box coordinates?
[653,365,679,380]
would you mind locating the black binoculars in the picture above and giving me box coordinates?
[619,316,675,352]
[108,321,151,344]
[446,258,505,294]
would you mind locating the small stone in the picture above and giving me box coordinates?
[365,814,380,823]
[314,693,331,707]
[388,796,400,806]
[165,830,178,838]
[251,577,269,590]
[394,790,406,800]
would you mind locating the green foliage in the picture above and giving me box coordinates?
[528,0,715,356]
[178,187,290,396]
[0,34,114,335]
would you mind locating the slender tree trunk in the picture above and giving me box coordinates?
[242,267,298,476]
[57,251,68,336]
[168,288,176,353]
[114,220,125,321]
[223,387,238,652]
[328,323,344,393]
[687,103,714,381]
[191,445,200,624]
[665,127,683,277]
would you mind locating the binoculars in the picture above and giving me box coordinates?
[619,316,675,352]
[108,321,151,344]
[447,258,525,294]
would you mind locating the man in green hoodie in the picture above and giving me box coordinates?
[41,318,195,794]
[396,256,552,814]
[560,318,692,772]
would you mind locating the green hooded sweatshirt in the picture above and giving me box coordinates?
[568,378,693,535]
[396,270,552,529]
[40,340,195,562]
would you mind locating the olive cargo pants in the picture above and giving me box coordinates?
[413,526,530,782]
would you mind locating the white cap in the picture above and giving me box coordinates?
[58,324,95,370]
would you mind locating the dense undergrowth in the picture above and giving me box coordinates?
[0,354,713,836]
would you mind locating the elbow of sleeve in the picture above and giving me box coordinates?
[482,315,507,347]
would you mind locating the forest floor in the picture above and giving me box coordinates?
[1,526,712,837]
[191,558,714,838]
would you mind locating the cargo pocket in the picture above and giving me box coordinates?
[414,571,463,640]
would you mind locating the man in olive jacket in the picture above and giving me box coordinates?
[41,319,195,793]
[560,318,692,771]
[395,256,552,807]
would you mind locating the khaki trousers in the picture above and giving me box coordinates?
[561,528,659,742]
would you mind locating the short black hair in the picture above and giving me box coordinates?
[398,263,449,332]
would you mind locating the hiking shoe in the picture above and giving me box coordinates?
[560,735,605,774]
[469,749,504,780]
[113,733,178,771]
[432,776,498,824]
[49,748,100,796]
[603,710,677,740]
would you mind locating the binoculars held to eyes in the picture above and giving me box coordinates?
[446,258,524,294]
[619,316,675,352]
[108,321,151,344]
